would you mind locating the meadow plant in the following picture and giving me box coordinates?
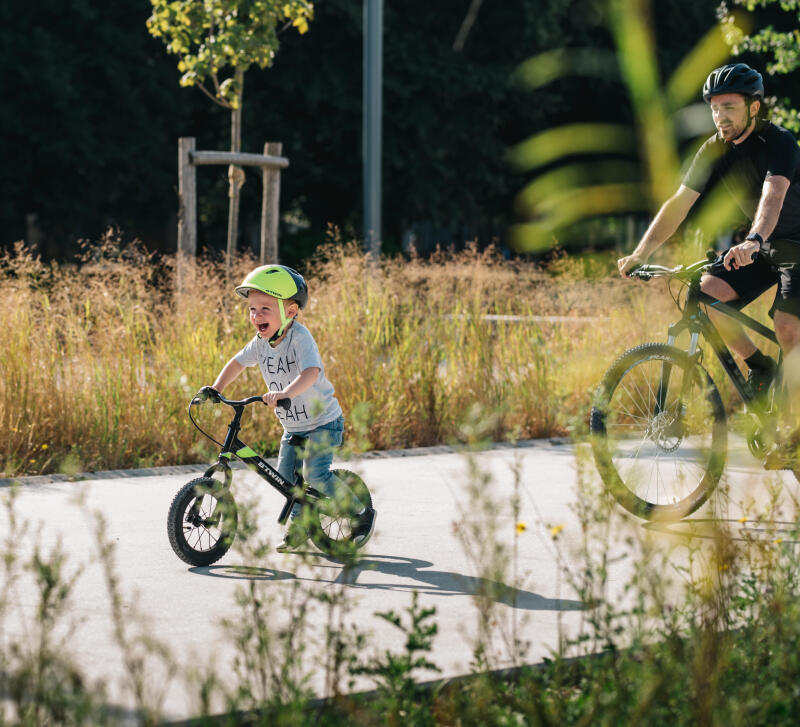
[1,233,672,478]
[0,487,110,725]
[6,233,800,723]
[0,435,800,723]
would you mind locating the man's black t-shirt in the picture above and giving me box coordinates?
[682,120,800,239]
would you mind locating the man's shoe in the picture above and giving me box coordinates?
[747,358,777,399]
[763,429,800,470]
[351,507,376,547]
[276,521,308,553]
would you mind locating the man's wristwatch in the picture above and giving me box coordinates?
[745,232,764,245]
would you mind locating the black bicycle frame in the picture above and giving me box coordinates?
[201,401,323,525]
[661,272,779,418]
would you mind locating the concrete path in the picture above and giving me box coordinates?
[1,438,798,722]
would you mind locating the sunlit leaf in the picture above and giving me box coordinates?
[513,48,619,89]
[514,161,641,216]
[508,124,636,172]
[665,22,740,109]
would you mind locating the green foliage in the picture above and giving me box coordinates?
[147,0,313,109]
[351,592,440,726]
[8,408,800,723]
[509,0,735,252]
[720,0,800,132]
[1,0,730,258]
[0,1,198,252]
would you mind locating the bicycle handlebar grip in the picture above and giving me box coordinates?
[194,386,221,404]
[277,398,291,411]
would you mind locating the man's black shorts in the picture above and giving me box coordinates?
[707,239,800,319]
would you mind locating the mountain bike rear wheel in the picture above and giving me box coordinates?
[307,469,373,557]
[590,343,727,520]
[167,477,238,566]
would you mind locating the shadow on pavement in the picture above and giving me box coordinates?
[191,554,585,612]
[189,564,297,580]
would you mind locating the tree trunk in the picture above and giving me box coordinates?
[226,69,245,282]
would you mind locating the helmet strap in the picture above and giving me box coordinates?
[730,97,756,143]
[269,299,293,343]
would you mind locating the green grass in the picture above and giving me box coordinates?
[6,234,798,724]
[0,234,683,478]
[1,234,777,478]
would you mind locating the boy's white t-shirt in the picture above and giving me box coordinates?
[234,322,342,432]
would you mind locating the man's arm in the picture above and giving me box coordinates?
[751,174,790,241]
[618,185,700,277]
[723,174,790,270]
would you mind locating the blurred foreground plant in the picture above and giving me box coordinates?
[509,0,749,253]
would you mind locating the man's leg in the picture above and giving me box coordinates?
[763,309,800,468]
[701,274,777,396]
[774,310,800,429]
[700,250,780,373]
[700,275,757,358]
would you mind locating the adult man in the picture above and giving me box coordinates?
[618,63,800,465]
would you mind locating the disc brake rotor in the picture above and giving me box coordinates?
[647,409,683,453]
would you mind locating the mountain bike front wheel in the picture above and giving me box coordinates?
[590,343,728,520]
[167,477,238,566]
[307,469,373,557]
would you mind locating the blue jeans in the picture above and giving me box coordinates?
[276,416,345,519]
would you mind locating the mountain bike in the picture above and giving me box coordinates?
[167,388,375,566]
[589,254,792,521]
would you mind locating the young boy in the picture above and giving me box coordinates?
[207,264,375,552]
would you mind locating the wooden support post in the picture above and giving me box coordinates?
[178,137,197,258]
[260,141,283,264]
[177,137,197,293]
[175,137,288,280]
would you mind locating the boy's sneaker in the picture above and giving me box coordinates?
[747,357,777,399]
[350,507,376,547]
[276,521,308,553]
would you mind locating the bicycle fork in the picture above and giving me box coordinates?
[655,328,700,417]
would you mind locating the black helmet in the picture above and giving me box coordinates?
[703,63,764,103]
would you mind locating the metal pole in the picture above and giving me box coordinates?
[363,0,383,257]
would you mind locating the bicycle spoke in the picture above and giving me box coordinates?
[183,496,223,552]
[592,346,724,517]
[619,377,651,424]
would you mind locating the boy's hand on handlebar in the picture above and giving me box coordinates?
[262,391,285,408]
[197,386,221,403]
[618,253,645,278]
[723,240,760,270]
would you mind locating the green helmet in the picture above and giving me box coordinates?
[235,265,308,340]
[235,265,308,307]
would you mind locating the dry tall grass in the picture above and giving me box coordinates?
[1,234,748,477]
